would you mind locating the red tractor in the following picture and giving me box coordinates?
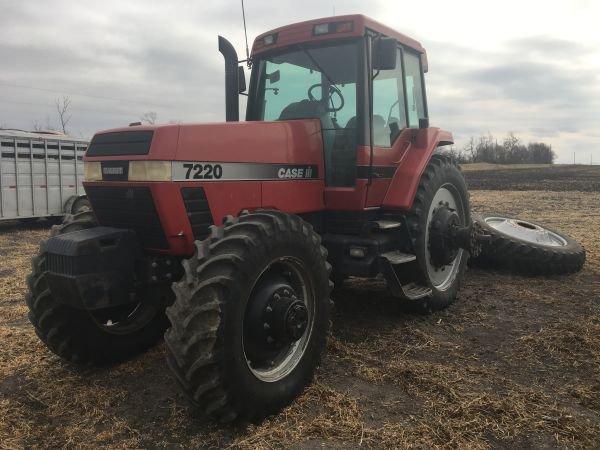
[26,15,475,421]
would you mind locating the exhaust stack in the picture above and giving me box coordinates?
[218,36,240,122]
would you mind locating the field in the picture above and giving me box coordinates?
[462,164,600,191]
[1,165,599,448]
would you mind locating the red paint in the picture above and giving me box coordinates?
[262,180,325,213]
[175,120,324,170]
[252,15,427,70]
[83,178,324,256]
[86,121,325,174]
[382,127,453,210]
[324,182,367,211]
[84,125,180,162]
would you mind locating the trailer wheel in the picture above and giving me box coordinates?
[470,214,585,275]
[404,155,470,313]
[26,211,170,365]
[165,210,332,422]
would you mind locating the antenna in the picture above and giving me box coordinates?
[241,0,250,62]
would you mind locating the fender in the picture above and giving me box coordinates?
[382,127,453,211]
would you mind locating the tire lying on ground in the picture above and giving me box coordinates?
[471,214,585,275]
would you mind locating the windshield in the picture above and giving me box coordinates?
[248,41,360,187]
[249,41,358,127]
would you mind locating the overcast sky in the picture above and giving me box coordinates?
[1,0,599,163]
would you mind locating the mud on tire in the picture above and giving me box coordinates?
[164,210,333,422]
[26,210,169,365]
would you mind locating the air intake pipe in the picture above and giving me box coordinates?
[218,36,239,122]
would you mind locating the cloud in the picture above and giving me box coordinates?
[0,1,598,164]
[425,35,600,163]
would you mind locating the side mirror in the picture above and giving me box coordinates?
[419,118,429,129]
[266,69,280,84]
[238,66,246,93]
[373,37,397,70]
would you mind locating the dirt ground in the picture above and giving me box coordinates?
[1,167,599,449]
[462,164,600,192]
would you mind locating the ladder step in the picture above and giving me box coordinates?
[401,282,432,300]
[381,250,416,265]
[371,220,402,231]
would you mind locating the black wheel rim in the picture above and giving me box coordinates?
[242,256,315,382]
[88,286,167,335]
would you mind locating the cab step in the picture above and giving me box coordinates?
[381,250,416,265]
[370,220,402,231]
[398,282,432,300]
[379,251,432,300]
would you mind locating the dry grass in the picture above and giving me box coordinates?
[1,188,599,448]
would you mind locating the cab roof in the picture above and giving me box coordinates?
[252,14,428,71]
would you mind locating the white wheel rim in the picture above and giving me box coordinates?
[484,217,568,247]
[425,184,466,291]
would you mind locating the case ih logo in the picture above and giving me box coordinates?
[172,162,318,181]
[277,166,315,179]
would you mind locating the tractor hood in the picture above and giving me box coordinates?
[85,121,325,180]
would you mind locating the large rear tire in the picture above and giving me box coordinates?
[165,210,332,422]
[403,154,471,313]
[26,211,170,365]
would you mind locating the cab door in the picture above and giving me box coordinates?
[364,45,409,207]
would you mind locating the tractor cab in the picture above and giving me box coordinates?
[229,15,430,190]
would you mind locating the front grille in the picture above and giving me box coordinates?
[86,186,168,249]
[86,131,153,156]
[181,188,214,241]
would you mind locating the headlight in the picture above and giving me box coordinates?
[129,161,172,181]
[84,161,102,181]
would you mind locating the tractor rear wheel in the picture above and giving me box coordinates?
[470,214,585,275]
[26,210,170,365]
[404,154,470,313]
[165,210,332,422]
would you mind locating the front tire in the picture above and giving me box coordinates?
[165,210,332,422]
[26,210,170,365]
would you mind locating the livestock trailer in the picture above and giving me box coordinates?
[0,130,89,221]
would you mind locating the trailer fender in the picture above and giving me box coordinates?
[382,127,453,211]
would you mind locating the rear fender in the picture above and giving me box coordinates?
[382,127,453,211]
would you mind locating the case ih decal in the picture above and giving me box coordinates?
[172,162,318,181]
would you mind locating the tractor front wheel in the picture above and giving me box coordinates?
[165,210,332,422]
[26,210,170,365]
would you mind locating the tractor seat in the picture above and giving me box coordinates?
[278,99,328,122]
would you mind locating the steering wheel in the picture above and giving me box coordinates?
[307,83,345,112]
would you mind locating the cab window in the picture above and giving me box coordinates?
[372,48,406,147]
[403,51,426,127]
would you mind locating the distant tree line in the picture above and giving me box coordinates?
[442,133,556,164]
